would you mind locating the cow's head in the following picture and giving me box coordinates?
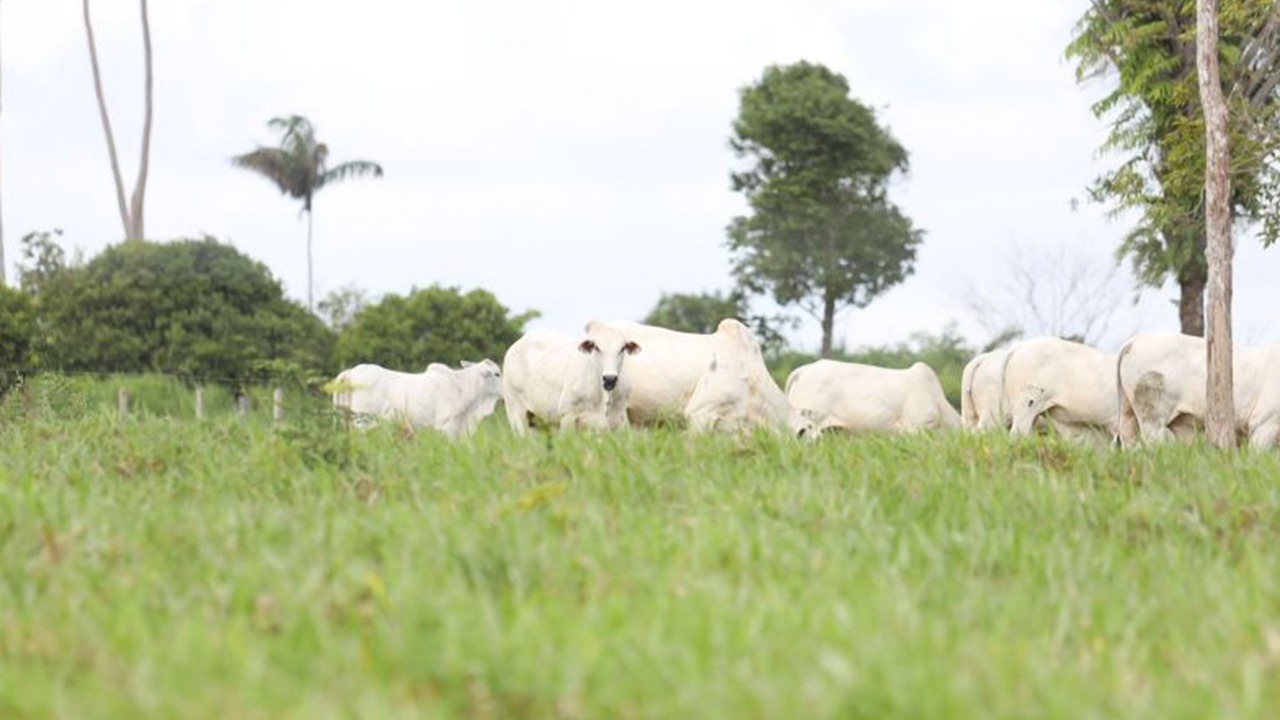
[580,321,641,392]
[461,358,503,399]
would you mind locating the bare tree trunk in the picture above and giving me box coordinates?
[1177,265,1206,337]
[820,293,835,358]
[306,209,315,312]
[129,0,153,241]
[83,0,134,242]
[0,0,6,287]
[1198,0,1235,449]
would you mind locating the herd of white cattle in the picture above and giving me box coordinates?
[330,321,1271,447]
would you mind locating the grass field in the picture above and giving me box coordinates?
[3,390,1280,718]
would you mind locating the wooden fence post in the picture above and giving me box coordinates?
[237,394,250,421]
[117,387,129,420]
[195,387,205,420]
[273,388,284,423]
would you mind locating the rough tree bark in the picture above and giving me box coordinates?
[1177,257,1206,337]
[1198,0,1235,449]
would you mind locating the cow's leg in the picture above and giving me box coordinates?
[1247,417,1280,450]
[505,395,531,436]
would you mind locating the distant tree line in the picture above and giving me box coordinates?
[0,234,532,394]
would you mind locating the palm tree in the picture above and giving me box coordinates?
[232,115,383,311]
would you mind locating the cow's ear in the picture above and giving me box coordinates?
[624,341,641,355]
[578,340,597,354]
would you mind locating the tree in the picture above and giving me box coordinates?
[83,0,154,242]
[317,283,370,332]
[0,285,34,391]
[335,285,537,371]
[1067,0,1280,335]
[727,61,923,358]
[642,289,794,360]
[1200,0,1236,448]
[962,241,1130,347]
[232,115,383,312]
[0,0,6,287]
[21,236,333,387]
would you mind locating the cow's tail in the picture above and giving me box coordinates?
[918,362,961,430]
[960,356,979,428]
[1114,337,1139,448]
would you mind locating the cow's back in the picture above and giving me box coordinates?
[603,321,716,423]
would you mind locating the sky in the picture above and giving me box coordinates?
[2,0,1277,354]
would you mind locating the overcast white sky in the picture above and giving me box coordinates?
[3,0,1277,353]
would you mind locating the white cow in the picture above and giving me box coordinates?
[330,359,504,438]
[960,348,1010,430]
[1116,333,1208,446]
[1001,337,1117,443]
[785,359,960,436]
[1116,333,1280,448]
[502,321,641,434]
[599,319,793,433]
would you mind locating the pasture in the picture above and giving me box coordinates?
[3,380,1280,718]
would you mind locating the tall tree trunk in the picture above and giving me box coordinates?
[1198,0,1235,449]
[0,0,6,288]
[83,0,134,242]
[820,293,835,358]
[1177,258,1206,337]
[129,0,153,241]
[306,209,315,312]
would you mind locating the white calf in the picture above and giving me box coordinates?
[502,321,641,433]
[330,359,503,438]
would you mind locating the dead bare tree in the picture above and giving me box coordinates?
[82,0,154,242]
[962,241,1130,348]
[1199,0,1235,449]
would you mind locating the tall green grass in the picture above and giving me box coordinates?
[2,408,1280,718]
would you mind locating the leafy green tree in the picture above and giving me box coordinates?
[1066,0,1280,335]
[22,236,334,387]
[642,289,795,360]
[232,115,384,311]
[644,290,744,335]
[335,285,537,371]
[727,61,923,358]
[0,285,35,391]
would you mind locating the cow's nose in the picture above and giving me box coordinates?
[602,375,618,391]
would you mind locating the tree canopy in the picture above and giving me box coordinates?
[1066,0,1280,334]
[335,285,537,371]
[727,61,922,357]
[20,236,333,387]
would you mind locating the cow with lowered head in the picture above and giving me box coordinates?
[330,359,504,438]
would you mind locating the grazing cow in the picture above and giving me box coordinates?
[785,359,960,437]
[598,319,793,432]
[502,321,641,434]
[1001,337,1117,444]
[1115,333,1207,446]
[330,359,503,438]
[961,348,1011,430]
[1234,343,1280,449]
[1117,333,1280,448]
